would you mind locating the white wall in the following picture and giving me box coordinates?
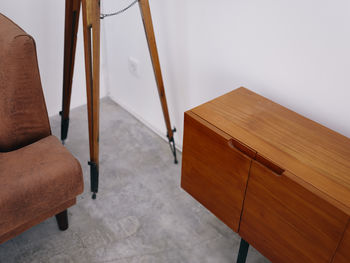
[0,1,108,117]
[102,0,189,147]
[102,0,350,149]
[2,1,350,148]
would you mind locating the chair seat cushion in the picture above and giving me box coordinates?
[0,135,83,235]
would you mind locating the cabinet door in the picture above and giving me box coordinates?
[333,222,350,263]
[181,111,255,232]
[239,161,348,263]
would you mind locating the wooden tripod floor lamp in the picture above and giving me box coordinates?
[60,0,177,199]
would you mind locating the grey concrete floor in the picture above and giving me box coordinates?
[0,98,269,263]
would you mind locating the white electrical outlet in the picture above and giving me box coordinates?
[128,57,140,78]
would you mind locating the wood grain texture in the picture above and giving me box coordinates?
[82,0,100,163]
[181,111,255,232]
[138,0,174,139]
[61,0,81,121]
[239,161,349,263]
[192,87,350,214]
[332,221,350,263]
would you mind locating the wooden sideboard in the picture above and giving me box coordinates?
[181,87,350,263]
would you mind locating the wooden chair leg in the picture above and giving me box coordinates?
[82,0,100,199]
[138,0,178,164]
[61,0,82,144]
[55,210,69,231]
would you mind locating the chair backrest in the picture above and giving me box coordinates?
[0,14,51,152]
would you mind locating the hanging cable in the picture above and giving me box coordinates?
[100,0,139,19]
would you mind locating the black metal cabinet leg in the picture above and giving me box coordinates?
[237,238,250,263]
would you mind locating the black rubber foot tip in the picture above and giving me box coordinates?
[174,159,178,164]
[92,193,97,199]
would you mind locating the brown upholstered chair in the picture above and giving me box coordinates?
[0,14,84,244]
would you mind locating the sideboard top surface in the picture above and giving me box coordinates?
[191,87,350,214]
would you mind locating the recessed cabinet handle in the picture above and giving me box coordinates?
[227,138,285,175]
[227,138,256,159]
[255,154,285,175]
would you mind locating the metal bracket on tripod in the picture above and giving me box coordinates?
[59,111,70,145]
[88,161,99,199]
[167,128,178,164]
